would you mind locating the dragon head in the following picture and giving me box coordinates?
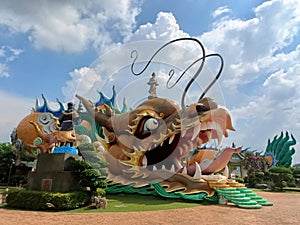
[77,94,239,194]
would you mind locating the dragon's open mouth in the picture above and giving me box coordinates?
[125,113,232,179]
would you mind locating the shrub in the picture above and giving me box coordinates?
[235,177,244,183]
[269,167,295,191]
[94,187,106,196]
[79,169,107,192]
[6,189,90,211]
[293,168,300,178]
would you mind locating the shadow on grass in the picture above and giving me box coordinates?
[70,194,207,213]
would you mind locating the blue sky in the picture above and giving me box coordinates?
[1,0,300,164]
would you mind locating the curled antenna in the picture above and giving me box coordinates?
[130,38,223,110]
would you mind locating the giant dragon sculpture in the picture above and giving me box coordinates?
[75,38,244,197]
[76,94,241,196]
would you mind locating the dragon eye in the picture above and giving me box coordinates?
[143,118,159,132]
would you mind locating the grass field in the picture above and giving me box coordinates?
[69,194,202,213]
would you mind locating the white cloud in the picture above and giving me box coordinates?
[0,63,9,78]
[200,0,300,88]
[0,91,34,142]
[202,0,300,163]
[0,0,141,53]
[126,12,189,42]
[62,67,103,102]
[212,6,231,18]
[0,46,23,77]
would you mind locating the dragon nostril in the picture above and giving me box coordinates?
[196,105,210,113]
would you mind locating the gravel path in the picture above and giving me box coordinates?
[0,192,299,225]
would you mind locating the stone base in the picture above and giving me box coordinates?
[27,153,84,193]
[27,171,82,192]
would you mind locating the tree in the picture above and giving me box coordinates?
[242,151,269,187]
[0,143,16,185]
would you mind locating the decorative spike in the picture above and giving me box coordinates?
[193,163,202,179]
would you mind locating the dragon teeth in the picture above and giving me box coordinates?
[193,162,202,179]
[153,165,157,171]
[169,134,175,144]
[161,165,166,170]
[182,166,187,175]
[170,165,175,173]
[142,156,147,167]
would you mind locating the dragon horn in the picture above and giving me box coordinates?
[76,94,113,131]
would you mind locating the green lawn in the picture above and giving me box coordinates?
[69,194,202,213]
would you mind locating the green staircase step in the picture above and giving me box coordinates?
[224,193,246,197]
[259,201,273,206]
[217,190,241,194]
[215,187,273,209]
[237,204,262,209]
[239,190,253,194]
[231,197,251,201]
[250,196,264,200]
[245,193,257,197]
[231,200,259,205]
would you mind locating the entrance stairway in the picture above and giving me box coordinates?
[215,185,273,209]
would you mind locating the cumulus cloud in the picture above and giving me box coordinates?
[0,46,23,77]
[202,0,300,163]
[201,0,300,88]
[126,12,189,42]
[0,0,141,53]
